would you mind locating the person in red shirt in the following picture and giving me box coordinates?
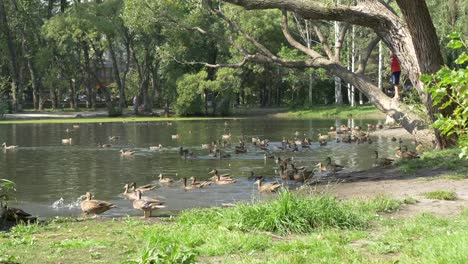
[390,54,401,99]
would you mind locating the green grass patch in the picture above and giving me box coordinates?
[397,148,468,174]
[286,104,382,118]
[0,116,244,125]
[178,192,401,235]
[423,190,457,200]
[366,211,468,262]
[439,173,468,180]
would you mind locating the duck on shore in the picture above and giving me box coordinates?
[132,190,165,218]
[80,192,116,217]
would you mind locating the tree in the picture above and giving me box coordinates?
[211,0,452,147]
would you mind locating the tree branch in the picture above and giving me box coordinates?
[356,36,380,74]
[281,10,322,59]
[223,0,385,29]
[311,23,333,60]
[334,23,350,62]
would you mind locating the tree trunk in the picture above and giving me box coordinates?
[82,44,94,109]
[150,61,159,112]
[334,19,342,105]
[378,41,383,91]
[0,0,22,112]
[108,41,125,109]
[69,79,77,109]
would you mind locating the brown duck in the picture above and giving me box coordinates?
[80,192,116,216]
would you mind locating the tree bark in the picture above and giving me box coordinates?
[108,41,125,109]
[82,43,95,109]
[0,0,22,112]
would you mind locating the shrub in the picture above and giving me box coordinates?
[0,99,9,118]
[108,106,123,117]
[423,32,468,159]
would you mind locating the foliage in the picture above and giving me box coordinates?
[423,32,468,159]
[108,106,123,117]
[423,190,458,200]
[174,72,205,116]
[0,179,16,208]
[0,99,9,118]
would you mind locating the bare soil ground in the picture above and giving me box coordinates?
[310,166,468,217]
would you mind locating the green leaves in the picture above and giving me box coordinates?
[0,179,16,207]
[424,33,468,159]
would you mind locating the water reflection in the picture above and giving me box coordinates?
[0,118,403,218]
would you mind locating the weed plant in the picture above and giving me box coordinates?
[423,190,457,200]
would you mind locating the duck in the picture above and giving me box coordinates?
[130,182,158,193]
[120,149,135,156]
[72,124,80,129]
[318,133,329,141]
[189,176,212,188]
[132,190,165,218]
[171,134,180,140]
[319,139,327,146]
[80,192,116,216]
[395,146,419,159]
[149,144,163,150]
[218,150,231,159]
[264,152,275,159]
[122,183,138,199]
[278,164,297,180]
[222,133,232,140]
[374,151,394,167]
[317,157,344,173]
[214,174,236,185]
[182,177,206,190]
[97,143,112,148]
[255,178,281,193]
[2,143,18,150]
[62,138,72,144]
[295,166,314,182]
[109,136,119,141]
[158,173,174,183]
[209,169,233,181]
[1,205,37,223]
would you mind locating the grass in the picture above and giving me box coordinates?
[423,190,458,200]
[0,116,244,125]
[0,192,399,263]
[286,104,382,118]
[1,193,467,263]
[397,148,468,174]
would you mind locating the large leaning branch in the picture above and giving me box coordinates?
[223,0,384,29]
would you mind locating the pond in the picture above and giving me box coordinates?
[0,117,402,218]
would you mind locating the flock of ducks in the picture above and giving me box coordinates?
[2,121,422,220]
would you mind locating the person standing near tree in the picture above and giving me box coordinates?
[390,53,401,100]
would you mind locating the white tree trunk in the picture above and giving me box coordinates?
[350,25,356,107]
[333,4,343,105]
[378,41,383,91]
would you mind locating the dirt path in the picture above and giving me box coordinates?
[310,167,468,217]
